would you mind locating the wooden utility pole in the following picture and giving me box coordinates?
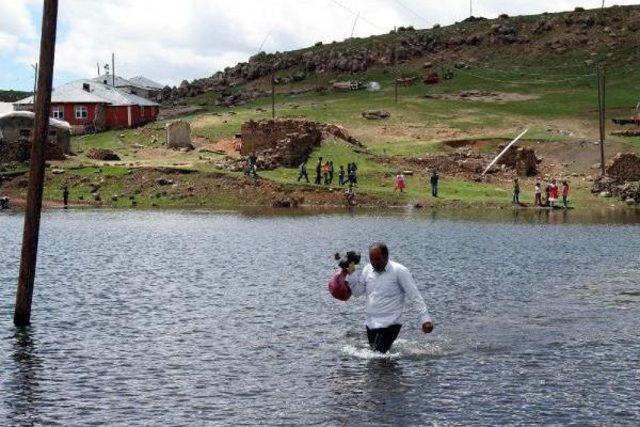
[14,0,59,327]
[597,64,606,176]
[112,52,115,87]
[271,73,275,119]
[350,12,360,38]
[394,80,398,104]
[31,63,38,98]
[394,46,399,104]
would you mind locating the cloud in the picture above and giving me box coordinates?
[2,0,640,90]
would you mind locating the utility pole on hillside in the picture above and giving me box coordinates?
[350,11,360,38]
[14,0,59,327]
[394,46,399,104]
[112,52,115,87]
[271,72,275,119]
[597,64,606,176]
[30,63,38,98]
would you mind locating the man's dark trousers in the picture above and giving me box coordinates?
[366,324,402,353]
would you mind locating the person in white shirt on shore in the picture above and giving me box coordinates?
[346,242,434,353]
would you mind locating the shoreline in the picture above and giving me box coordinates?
[2,198,639,226]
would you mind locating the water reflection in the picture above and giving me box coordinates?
[5,327,42,426]
[237,205,640,225]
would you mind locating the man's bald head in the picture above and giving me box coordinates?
[369,242,389,272]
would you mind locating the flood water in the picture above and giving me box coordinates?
[1,209,639,426]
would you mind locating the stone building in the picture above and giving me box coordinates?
[0,111,71,161]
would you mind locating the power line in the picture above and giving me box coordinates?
[455,67,595,84]
[392,0,430,27]
[329,0,386,32]
[454,60,592,78]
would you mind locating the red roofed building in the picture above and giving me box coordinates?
[14,79,159,133]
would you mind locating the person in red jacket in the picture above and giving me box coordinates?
[549,179,559,207]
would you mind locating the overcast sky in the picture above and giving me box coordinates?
[1,0,639,91]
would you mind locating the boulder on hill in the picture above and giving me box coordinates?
[362,110,391,120]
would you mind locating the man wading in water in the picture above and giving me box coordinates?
[346,242,434,353]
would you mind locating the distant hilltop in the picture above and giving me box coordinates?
[162,4,640,103]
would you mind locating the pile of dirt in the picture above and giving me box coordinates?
[319,123,362,146]
[86,148,121,161]
[400,145,540,178]
[496,146,540,176]
[0,138,65,162]
[403,152,486,176]
[424,91,538,102]
[605,152,640,181]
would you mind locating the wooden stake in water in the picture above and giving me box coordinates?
[14,0,59,327]
[482,129,529,175]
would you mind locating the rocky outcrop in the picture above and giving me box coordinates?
[591,174,640,204]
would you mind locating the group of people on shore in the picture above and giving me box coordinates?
[395,170,440,197]
[297,157,359,187]
[514,178,570,208]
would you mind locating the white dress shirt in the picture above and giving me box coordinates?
[347,260,432,329]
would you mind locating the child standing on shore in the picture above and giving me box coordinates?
[395,172,406,193]
[549,180,559,207]
[562,181,570,208]
[513,178,520,205]
[534,182,542,206]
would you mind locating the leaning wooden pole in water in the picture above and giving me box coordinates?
[14,0,59,327]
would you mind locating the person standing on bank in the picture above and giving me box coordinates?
[346,242,434,353]
[315,157,323,185]
[62,185,69,208]
[430,171,439,197]
[298,161,309,183]
[513,178,520,205]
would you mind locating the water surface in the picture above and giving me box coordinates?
[1,209,639,425]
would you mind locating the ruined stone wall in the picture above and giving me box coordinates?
[240,119,322,167]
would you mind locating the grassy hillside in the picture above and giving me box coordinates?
[2,5,640,210]
[0,90,30,102]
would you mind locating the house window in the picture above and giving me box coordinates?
[52,106,64,119]
[75,105,88,119]
[19,129,31,138]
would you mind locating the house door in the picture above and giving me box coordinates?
[127,106,132,127]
